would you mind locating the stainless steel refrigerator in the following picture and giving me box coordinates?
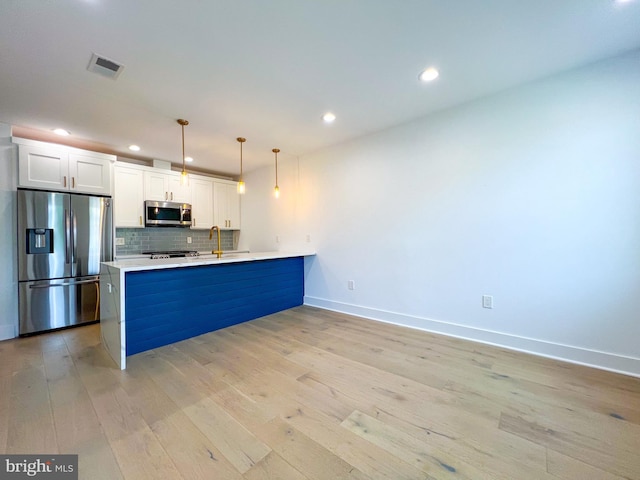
[17,189,113,335]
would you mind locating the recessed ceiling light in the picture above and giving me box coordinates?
[185,156,194,163]
[322,112,336,123]
[53,128,70,136]
[419,67,439,82]
[128,145,141,152]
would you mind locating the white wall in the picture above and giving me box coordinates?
[243,49,640,376]
[239,151,304,252]
[0,123,18,340]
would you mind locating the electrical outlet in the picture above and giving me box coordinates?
[115,237,125,246]
[306,234,311,243]
[276,235,280,243]
[187,237,192,244]
[348,280,355,290]
[482,295,493,309]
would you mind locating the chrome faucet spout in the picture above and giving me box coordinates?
[209,226,223,258]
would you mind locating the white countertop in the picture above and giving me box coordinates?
[102,250,316,272]
[114,250,250,261]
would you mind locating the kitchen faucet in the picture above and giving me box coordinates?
[209,226,223,258]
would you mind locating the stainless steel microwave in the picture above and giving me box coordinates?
[144,200,192,227]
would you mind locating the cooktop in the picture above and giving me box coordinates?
[142,250,200,259]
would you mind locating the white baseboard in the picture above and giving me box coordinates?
[0,323,17,341]
[304,296,640,378]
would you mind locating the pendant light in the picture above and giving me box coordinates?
[177,119,189,185]
[272,148,280,199]
[237,137,246,194]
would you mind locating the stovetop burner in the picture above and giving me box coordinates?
[143,250,200,259]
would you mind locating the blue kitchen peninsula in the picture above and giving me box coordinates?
[99,251,315,369]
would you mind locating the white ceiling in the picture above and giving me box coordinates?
[1,0,639,176]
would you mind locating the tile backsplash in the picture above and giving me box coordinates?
[115,227,237,256]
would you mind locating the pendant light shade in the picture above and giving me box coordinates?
[272,148,280,199]
[177,119,189,185]
[237,137,246,194]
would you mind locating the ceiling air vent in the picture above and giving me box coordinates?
[87,53,124,80]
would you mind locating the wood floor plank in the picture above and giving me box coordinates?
[288,346,499,437]
[3,307,639,480]
[216,327,311,379]
[499,411,640,479]
[0,370,11,451]
[546,449,628,480]
[370,404,551,479]
[9,335,45,373]
[70,342,183,479]
[210,385,278,435]
[121,355,244,480]
[282,322,507,422]
[183,397,272,474]
[278,402,433,480]
[139,346,271,474]
[43,346,123,480]
[342,409,482,480]
[244,451,310,480]
[5,364,58,454]
[219,354,356,425]
[255,418,369,480]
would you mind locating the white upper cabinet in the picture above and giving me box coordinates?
[113,164,145,228]
[68,153,112,194]
[144,170,191,203]
[167,174,191,203]
[213,180,241,230]
[190,176,214,230]
[15,138,114,195]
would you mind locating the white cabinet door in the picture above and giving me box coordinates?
[226,183,241,229]
[213,180,241,230]
[167,173,191,203]
[114,165,145,227]
[18,144,68,190]
[144,171,169,201]
[69,153,112,195]
[190,177,214,229]
[17,139,115,194]
[144,171,191,203]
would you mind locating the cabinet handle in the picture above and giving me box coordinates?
[170,192,173,200]
[63,176,67,188]
[193,218,196,227]
[72,177,75,189]
[139,215,142,226]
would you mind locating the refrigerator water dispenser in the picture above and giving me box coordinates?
[26,228,54,254]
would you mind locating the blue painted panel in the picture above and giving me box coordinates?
[125,257,304,356]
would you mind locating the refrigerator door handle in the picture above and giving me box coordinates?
[72,209,78,264]
[29,279,99,288]
[64,208,71,264]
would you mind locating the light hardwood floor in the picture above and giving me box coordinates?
[1,306,639,479]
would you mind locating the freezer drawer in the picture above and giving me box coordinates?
[19,276,101,335]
